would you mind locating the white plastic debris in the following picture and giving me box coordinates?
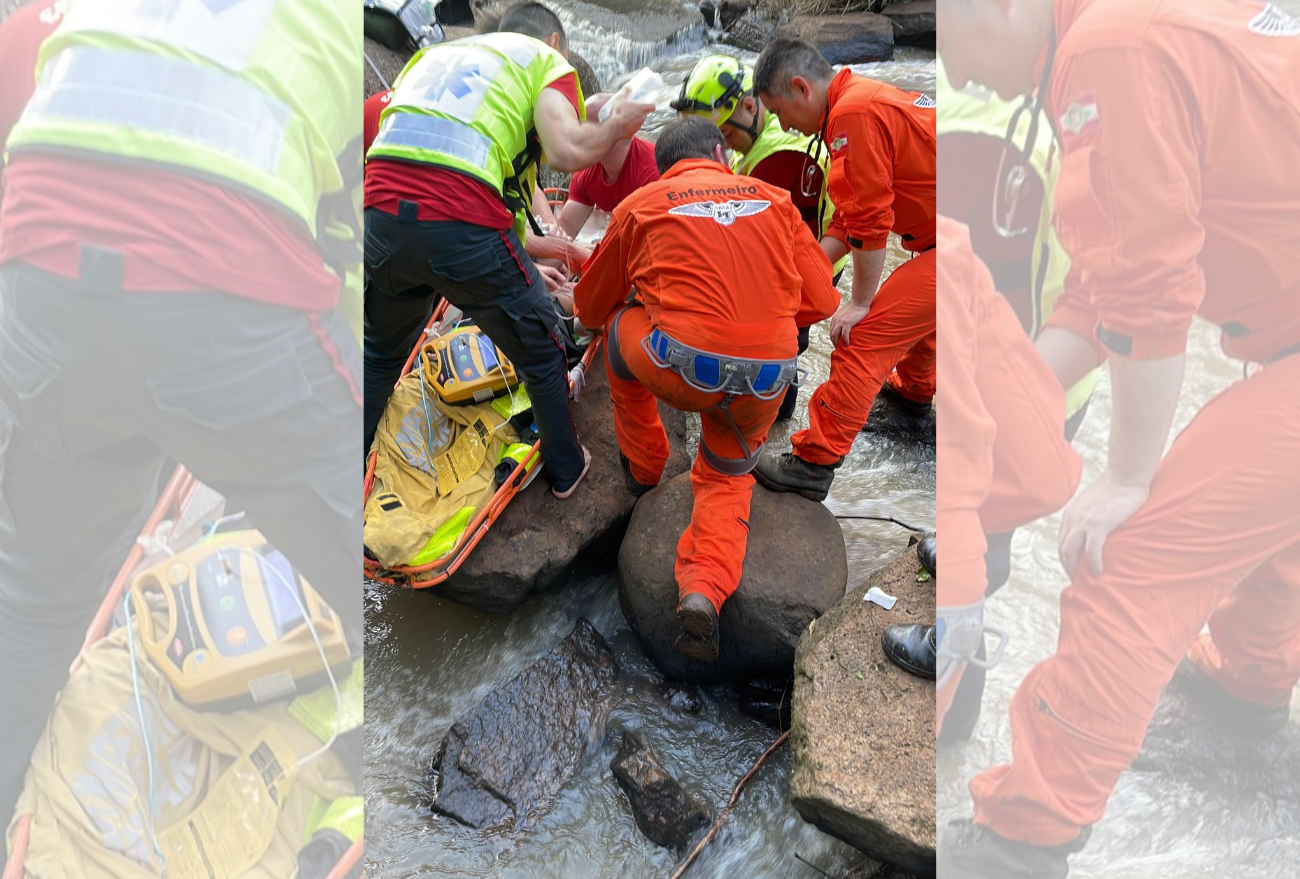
[864,587,898,610]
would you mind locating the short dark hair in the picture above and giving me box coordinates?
[753,37,834,97]
[654,117,727,175]
[498,2,566,47]
[569,51,601,98]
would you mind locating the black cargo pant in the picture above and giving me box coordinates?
[363,205,585,492]
[0,257,363,833]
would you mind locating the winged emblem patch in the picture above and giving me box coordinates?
[667,199,772,226]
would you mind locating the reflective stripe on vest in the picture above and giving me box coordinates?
[373,113,492,171]
[25,45,290,176]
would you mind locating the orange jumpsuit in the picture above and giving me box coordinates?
[575,158,839,612]
[970,0,1300,847]
[792,69,938,466]
[937,216,1081,734]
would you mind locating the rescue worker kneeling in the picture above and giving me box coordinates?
[574,117,839,662]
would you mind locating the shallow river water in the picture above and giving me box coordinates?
[364,30,937,879]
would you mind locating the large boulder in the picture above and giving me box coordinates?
[790,547,936,877]
[717,8,778,53]
[881,0,935,45]
[438,358,691,614]
[427,619,620,828]
[618,475,848,684]
[777,12,895,64]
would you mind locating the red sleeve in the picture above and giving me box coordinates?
[0,2,58,152]
[825,108,896,249]
[567,166,598,206]
[574,204,635,328]
[543,72,582,115]
[750,151,822,239]
[1049,48,1205,359]
[363,90,391,157]
[632,141,661,190]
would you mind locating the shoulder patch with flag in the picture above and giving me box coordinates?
[1058,94,1101,141]
[830,133,849,153]
[913,93,936,109]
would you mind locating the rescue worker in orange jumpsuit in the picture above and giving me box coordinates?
[934,214,1081,738]
[749,38,937,502]
[574,116,839,662]
[938,0,1300,873]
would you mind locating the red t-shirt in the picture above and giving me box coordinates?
[747,150,824,240]
[363,89,392,156]
[363,73,581,229]
[0,0,64,206]
[0,156,342,308]
[566,136,659,212]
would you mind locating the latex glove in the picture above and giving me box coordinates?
[829,301,872,348]
[1058,473,1150,577]
[568,363,587,403]
[537,264,570,293]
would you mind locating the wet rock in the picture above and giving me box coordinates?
[428,619,619,828]
[438,359,691,614]
[437,0,475,26]
[738,677,794,729]
[717,8,778,53]
[618,474,848,684]
[776,12,895,65]
[881,0,935,45]
[861,386,936,454]
[700,0,751,29]
[611,729,711,849]
[791,549,936,877]
[1133,665,1300,796]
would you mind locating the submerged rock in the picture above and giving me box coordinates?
[790,549,936,878]
[618,475,848,684]
[437,359,691,614]
[777,12,895,64]
[610,729,711,850]
[427,619,620,829]
[861,386,936,454]
[737,677,794,729]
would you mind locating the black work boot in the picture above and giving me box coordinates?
[619,453,657,498]
[675,592,720,664]
[881,624,936,679]
[916,533,936,577]
[939,820,1087,879]
[753,452,839,502]
[1170,658,1291,735]
[879,378,934,415]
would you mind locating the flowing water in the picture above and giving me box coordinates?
[364,23,937,879]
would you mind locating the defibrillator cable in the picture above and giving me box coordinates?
[247,548,343,769]
[122,592,167,868]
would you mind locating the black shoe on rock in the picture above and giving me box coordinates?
[881,623,936,679]
[753,451,839,502]
[675,592,720,664]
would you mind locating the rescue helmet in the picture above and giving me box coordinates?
[670,55,751,127]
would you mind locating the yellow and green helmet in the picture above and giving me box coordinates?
[671,54,752,127]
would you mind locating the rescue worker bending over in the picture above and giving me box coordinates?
[672,53,847,421]
[750,39,937,501]
[937,0,1300,873]
[574,117,839,663]
[363,1,653,499]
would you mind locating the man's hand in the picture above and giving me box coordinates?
[830,301,871,347]
[537,264,570,293]
[605,88,655,139]
[1058,472,1150,577]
